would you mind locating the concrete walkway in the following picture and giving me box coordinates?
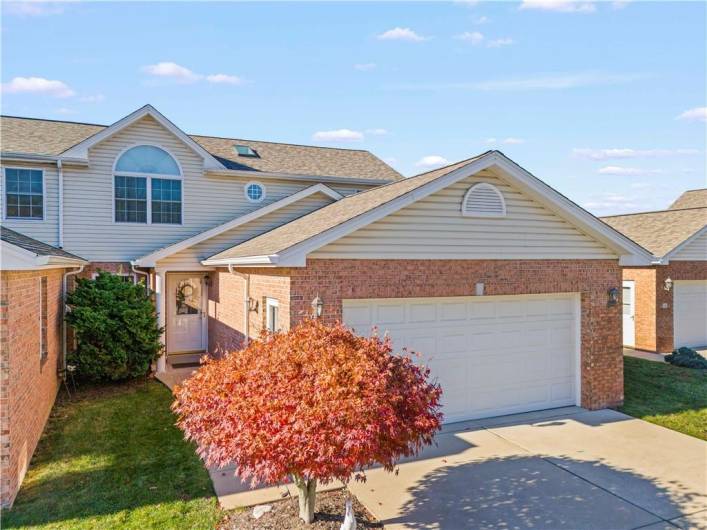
[623,347,667,363]
[349,407,707,530]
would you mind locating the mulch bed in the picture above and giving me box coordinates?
[219,489,383,529]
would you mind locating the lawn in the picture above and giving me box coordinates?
[3,380,223,529]
[620,356,707,441]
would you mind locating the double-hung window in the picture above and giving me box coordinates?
[266,298,279,333]
[5,168,43,220]
[113,145,182,224]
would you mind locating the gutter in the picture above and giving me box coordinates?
[0,152,88,166]
[228,264,250,346]
[205,168,395,187]
[58,159,64,247]
[61,264,85,379]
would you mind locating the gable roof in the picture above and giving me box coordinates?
[133,184,342,267]
[669,189,707,210]
[203,151,654,267]
[1,226,86,268]
[601,207,707,258]
[1,108,402,181]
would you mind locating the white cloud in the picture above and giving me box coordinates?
[390,72,643,92]
[520,0,596,13]
[312,129,364,142]
[415,155,449,168]
[142,62,201,83]
[611,0,631,9]
[365,128,389,136]
[79,94,105,103]
[1,76,75,98]
[486,137,525,145]
[455,31,484,45]
[55,107,75,115]
[583,193,639,214]
[487,37,514,48]
[354,63,377,71]
[597,166,663,176]
[474,16,489,24]
[676,107,707,123]
[485,137,497,144]
[4,1,66,17]
[573,147,700,160]
[205,74,242,85]
[377,27,428,42]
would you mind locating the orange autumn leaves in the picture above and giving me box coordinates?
[172,319,443,487]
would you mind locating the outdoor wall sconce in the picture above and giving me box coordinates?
[607,287,619,307]
[248,298,258,312]
[311,295,324,318]
[663,277,673,292]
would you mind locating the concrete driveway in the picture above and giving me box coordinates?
[349,407,707,530]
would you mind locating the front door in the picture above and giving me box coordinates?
[167,273,206,353]
[622,281,636,347]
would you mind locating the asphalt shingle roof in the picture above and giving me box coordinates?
[669,189,707,210]
[0,116,401,182]
[601,207,707,257]
[1,226,86,261]
[206,154,487,261]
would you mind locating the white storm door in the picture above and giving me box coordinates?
[674,280,707,348]
[622,281,636,347]
[343,294,579,424]
[167,273,206,353]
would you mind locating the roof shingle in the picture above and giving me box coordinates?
[0,115,401,181]
[669,189,707,210]
[1,226,86,261]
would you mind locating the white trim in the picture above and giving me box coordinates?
[112,143,184,178]
[661,225,707,264]
[212,152,655,267]
[137,184,342,267]
[265,297,279,332]
[205,168,397,187]
[0,240,87,270]
[112,172,184,227]
[60,104,225,170]
[244,181,266,203]
[0,152,89,166]
[622,280,636,347]
[2,166,45,221]
[461,182,507,218]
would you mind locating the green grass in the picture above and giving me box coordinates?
[3,380,223,529]
[620,356,707,440]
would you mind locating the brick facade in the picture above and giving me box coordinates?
[215,258,624,411]
[624,261,707,353]
[0,268,65,507]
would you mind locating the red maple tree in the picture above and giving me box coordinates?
[172,319,443,523]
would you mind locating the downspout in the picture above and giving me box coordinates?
[57,159,64,248]
[61,264,85,379]
[228,264,250,346]
[130,263,150,286]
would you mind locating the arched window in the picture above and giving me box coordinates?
[115,145,181,175]
[114,145,182,224]
[461,182,506,217]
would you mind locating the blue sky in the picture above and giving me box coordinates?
[2,0,705,215]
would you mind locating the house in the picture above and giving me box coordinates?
[601,190,707,353]
[1,104,653,506]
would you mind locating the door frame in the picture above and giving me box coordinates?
[165,272,208,354]
[622,280,636,347]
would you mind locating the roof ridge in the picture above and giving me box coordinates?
[1,114,107,128]
[601,206,707,218]
[409,150,495,179]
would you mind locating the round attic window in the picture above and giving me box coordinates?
[245,182,265,203]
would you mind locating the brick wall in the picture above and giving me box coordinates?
[624,261,707,353]
[0,268,65,507]
[285,259,624,410]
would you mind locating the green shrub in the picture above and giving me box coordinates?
[665,347,707,370]
[66,271,164,381]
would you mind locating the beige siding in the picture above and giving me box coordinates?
[157,193,336,268]
[311,170,618,260]
[671,230,707,261]
[60,116,362,261]
[0,161,60,246]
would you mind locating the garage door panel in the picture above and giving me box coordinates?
[343,294,579,423]
[674,281,707,349]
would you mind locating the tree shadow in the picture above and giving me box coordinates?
[384,454,703,530]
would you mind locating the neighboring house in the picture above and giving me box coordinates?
[0,227,87,507]
[1,104,653,505]
[602,190,707,353]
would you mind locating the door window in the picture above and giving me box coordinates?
[622,286,632,315]
[175,278,201,315]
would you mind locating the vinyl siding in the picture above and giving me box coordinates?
[311,170,618,260]
[670,230,707,261]
[0,162,60,247]
[157,193,336,268]
[59,116,363,261]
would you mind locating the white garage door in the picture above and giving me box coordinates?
[343,294,580,424]
[674,281,707,349]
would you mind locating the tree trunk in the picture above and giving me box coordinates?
[292,475,317,523]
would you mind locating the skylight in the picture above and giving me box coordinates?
[234,144,259,158]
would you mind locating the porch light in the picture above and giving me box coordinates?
[664,277,673,292]
[311,295,324,318]
[608,287,619,307]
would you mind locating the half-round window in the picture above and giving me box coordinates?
[115,145,180,175]
[461,182,506,217]
[245,182,265,203]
